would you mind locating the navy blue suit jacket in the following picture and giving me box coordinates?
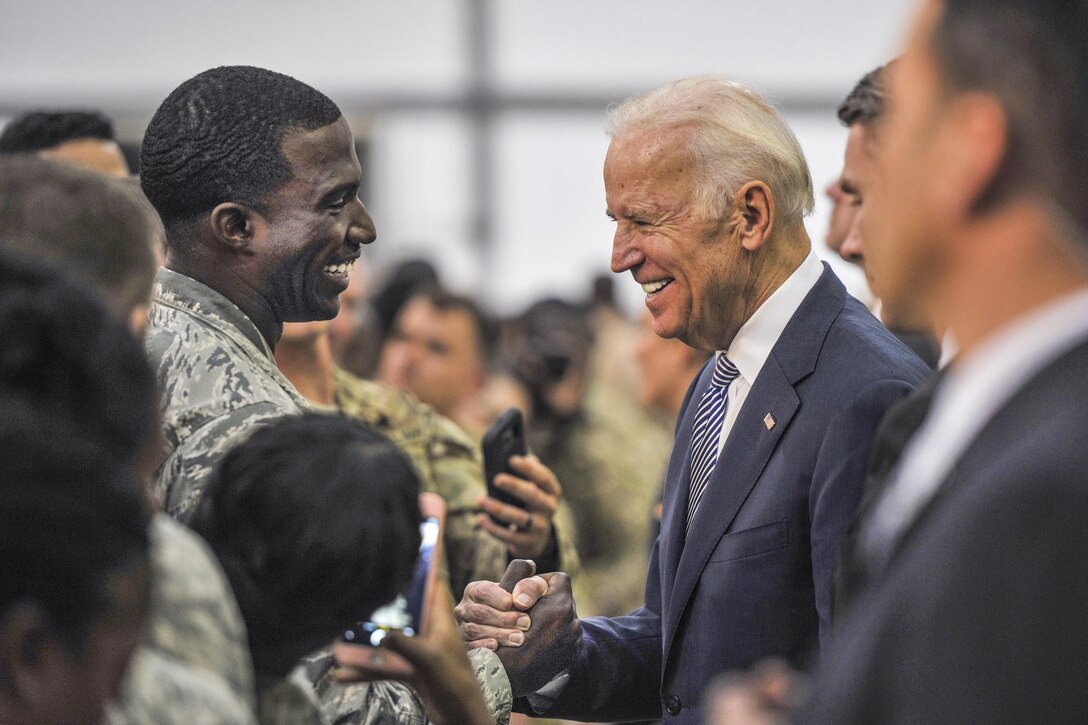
[536,265,930,724]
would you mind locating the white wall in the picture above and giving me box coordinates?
[0,0,913,313]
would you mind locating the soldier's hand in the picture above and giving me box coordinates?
[455,559,548,650]
[477,453,562,559]
[497,570,582,697]
[336,578,494,725]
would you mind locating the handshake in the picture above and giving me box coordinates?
[455,559,583,697]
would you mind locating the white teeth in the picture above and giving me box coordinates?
[641,279,670,294]
[323,259,357,276]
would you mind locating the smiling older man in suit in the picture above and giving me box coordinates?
[454,76,930,724]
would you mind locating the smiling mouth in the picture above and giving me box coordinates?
[322,258,358,278]
[640,278,673,295]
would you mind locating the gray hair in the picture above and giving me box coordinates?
[605,76,814,231]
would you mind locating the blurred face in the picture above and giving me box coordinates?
[865,0,950,317]
[634,311,699,415]
[259,117,377,323]
[328,265,367,360]
[823,175,857,254]
[838,123,877,278]
[378,297,484,416]
[607,125,747,351]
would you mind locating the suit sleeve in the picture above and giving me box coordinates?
[809,377,918,645]
[522,537,665,722]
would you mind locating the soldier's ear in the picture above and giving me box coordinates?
[208,203,262,254]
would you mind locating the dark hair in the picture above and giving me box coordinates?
[837,64,889,129]
[0,110,114,154]
[411,286,497,364]
[191,414,421,672]
[371,258,440,332]
[0,398,150,655]
[140,65,342,237]
[507,298,595,410]
[931,0,1088,229]
[0,248,157,467]
[0,155,160,318]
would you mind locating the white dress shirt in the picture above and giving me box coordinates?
[715,249,824,454]
[862,285,1088,561]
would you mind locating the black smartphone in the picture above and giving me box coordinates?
[482,406,529,510]
[334,493,446,675]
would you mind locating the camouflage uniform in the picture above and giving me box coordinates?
[261,647,512,725]
[109,514,258,724]
[333,367,579,595]
[531,382,673,618]
[146,268,311,522]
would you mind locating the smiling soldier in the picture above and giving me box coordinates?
[140,66,377,521]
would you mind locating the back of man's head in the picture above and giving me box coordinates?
[605,76,815,235]
[140,65,342,244]
[838,64,889,132]
[0,110,114,154]
[932,0,1088,236]
[0,156,160,325]
[0,249,157,472]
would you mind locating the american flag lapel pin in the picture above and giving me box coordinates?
[763,413,776,430]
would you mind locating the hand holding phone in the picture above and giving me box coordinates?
[333,492,446,678]
[482,407,529,512]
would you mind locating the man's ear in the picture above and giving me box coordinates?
[728,181,776,252]
[0,602,57,706]
[933,92,1008,221]
[208,202,262,254]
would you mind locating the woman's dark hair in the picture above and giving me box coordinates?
[191,414,422,672]
[0,400,150,654]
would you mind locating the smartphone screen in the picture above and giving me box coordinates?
[341,516,440,646]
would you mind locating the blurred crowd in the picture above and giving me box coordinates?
[2,0,1087,723]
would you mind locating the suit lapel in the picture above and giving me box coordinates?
[659,264,847,666]
[661,359,798,658]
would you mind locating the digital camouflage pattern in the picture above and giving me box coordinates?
[109,514,257,724]
[333,367,579,596]
[267,647,512,725]
[146,268,311,522]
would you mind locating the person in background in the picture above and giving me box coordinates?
[504,298,672,619]
[835,65,942,368]
[378,287,495,436]
[276,315,578,596]
[0,109,130,177]
[0,403,152,725]
[0,220,255,723]
[0,155,159,332]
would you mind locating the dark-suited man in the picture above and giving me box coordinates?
[455,76,929,724]
[795,0,1088,722]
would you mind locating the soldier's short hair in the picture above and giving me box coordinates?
[140,65,342,241]
[191,414,422,672]
[0,110,115,154]
[0,155,160,319]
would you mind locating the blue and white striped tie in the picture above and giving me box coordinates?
[686,354,740,528]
